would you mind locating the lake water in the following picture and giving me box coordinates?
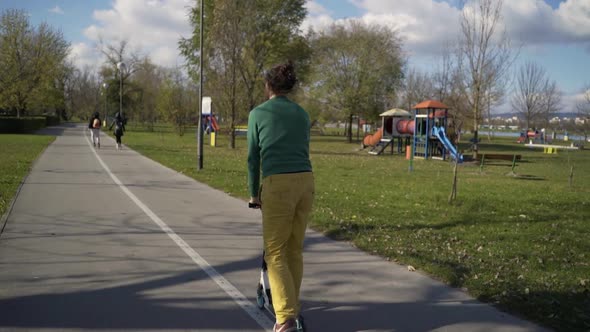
[477,131,587,142]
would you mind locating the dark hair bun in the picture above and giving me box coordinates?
[265,61,297,94]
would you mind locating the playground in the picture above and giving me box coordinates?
[362,100,463,165]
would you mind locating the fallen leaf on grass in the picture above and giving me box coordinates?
[408,265,416,272]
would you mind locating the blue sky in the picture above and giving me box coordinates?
[1,0,589,112]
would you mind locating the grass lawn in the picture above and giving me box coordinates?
[122,125,589,332]
[0,134,55,218]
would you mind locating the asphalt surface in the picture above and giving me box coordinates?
[0,124,549,332]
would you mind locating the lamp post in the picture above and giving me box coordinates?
[116,62,126,119]
[102,82,108,127]
[197,0,204,170]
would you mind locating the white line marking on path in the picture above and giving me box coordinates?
[84,129,274,331]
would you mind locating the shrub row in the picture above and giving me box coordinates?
[0,116,60,133]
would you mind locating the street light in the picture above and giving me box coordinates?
[117,62,126,120]
[197,0,204,170]
[102,82,108,127]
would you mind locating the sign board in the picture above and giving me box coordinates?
[202,96,212,115]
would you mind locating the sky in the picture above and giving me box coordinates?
[1,0,589,114]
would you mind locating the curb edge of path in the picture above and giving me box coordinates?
[0,135,56,236]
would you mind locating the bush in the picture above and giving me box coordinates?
[0,117,47,133]
[44,115,61,126]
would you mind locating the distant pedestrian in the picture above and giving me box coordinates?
[247,61,314,332]
[88,112,102,148]
[109,112,126,150]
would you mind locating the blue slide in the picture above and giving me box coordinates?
[432,126,463,163]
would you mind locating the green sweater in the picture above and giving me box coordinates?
[247,96,312,197]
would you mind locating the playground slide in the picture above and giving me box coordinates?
[211,116,220,131]
[432,126,463,163]
[363,127,383,147]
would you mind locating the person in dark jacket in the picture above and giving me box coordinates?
[109,112,126,150]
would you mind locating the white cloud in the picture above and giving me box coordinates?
[347,0,461,55]
[49,5,64,15]
[565,91,588,112]
[304,0,590,57]
[555,0,590,41]
[502,0,590,45]
[306,1,331,16]
[68,42,101,69]
[81,0,192,68]
[301,1,336,33]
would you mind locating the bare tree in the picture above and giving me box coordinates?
[399,68,434,111]
[539,80,562,128]
[511,62,559,130]
[98,39,142,121]
[432,43,455,102]
[456,0,515,156]
[65,66,102,121]
[576,84,590,141]
[431,43,469,143]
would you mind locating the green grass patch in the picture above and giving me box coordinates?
[0,134,55,217]
[123,125,589,332]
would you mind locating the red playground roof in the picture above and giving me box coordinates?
[413,100,449,109]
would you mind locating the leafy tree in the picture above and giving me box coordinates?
[0,9,70,117]
[308,21,404,142]
[156,68,192,136]
[133,57,166,130]
[179,0,308,148]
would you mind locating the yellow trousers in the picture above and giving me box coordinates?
[261,172,314,324]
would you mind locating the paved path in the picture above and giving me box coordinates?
[0,124,548,332]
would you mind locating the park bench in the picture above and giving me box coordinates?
[477,153,521,173]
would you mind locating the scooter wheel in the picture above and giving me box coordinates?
[296,315,306,332]
[256,293,265,309]
[256,285,265,309]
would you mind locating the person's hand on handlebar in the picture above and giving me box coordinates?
[249,196,261,209]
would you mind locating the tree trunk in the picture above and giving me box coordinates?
[230,59,237,149]
[347,113,353,143]
[229,105,236,149]
[472,111,479,159]
[230,128,236,149]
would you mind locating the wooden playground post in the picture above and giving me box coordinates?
[479,154,485,173]
[448,159,458,204]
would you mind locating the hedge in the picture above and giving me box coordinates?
[0,116,60,134]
